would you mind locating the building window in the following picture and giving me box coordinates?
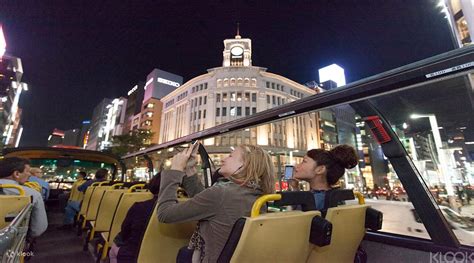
[222,107,227,116]
[204,83,208,89]
[272,83,275,89]
[198,110,201,119]
[277,97,281,105]
[216,93,221,102]
[252,93,257,102]
[216,108,220,117]
[237,107,242,116]
[199,97,202,105]
[194,112,197,120]
[217,79,222,88]
[237,92,242,101]
[146,112,153,118]
[251,78,257,87]
[252,107,256,114]
[266,82,270,88]
[146,103,154,109]
[203,110,206,118]
[144,120,152,126]
[244,78,250,87]
[204,96,207,105]
[230,78,236,86]
[192,87,195,93]
[200,84,203,90]
[224,79,229,87]
[237,78,243,86]
[245,92,250,101]
[245,107,250,116]
[223,93,228,102]
[281,85,284,92]
[230,107,236,116]
[272,96,276,105]
[267,95,270,104]
[230,92,236,102]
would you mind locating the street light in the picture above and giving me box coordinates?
[410,114,455,197]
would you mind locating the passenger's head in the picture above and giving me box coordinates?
[220,145,275,194]
[77,171,87,180]
[95,168,108,180]
[147,173,161,195]
[295,145,358,187]
[0,157,32,184]
[30,167,43,178]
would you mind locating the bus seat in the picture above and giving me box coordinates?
[0,185,31,229]
[218,194,330,263]
[68,179,85,202]
[137,200,197,263]
[77,182,101,230]
[98,192,153,261]
[84,186,109,224]
[218,210,322,263]
[307,204,370,263]
[86,189,126,242]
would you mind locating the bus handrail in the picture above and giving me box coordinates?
[0,203,33,262]
[0,184,25,196]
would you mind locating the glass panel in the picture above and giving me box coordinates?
[369,73,474,245]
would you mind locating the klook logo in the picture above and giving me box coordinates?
[430,252,474,263]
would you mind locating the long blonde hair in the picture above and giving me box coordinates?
[230,144,275,194]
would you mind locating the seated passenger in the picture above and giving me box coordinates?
[157,144,275,262]
[59,168,108,229]
[293,144,358,211]
[0,157,48,237]
[58,171,86,209]
[29,167,50,200]
[109,173,161,263]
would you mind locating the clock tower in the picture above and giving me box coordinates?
[222,26,252,67]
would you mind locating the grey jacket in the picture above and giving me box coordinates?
[157,170,262,263]
[0,179,48,237]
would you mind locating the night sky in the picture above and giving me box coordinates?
[0,0,454,147]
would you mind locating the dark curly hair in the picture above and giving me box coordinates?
[306,145,358,185]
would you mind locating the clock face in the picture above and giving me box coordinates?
[231,46,244,56]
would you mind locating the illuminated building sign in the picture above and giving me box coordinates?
[144,78,154,90]
[0,25,6,57]
[127,85,138,95]
[318,64,346,87]
[157,77,181,87]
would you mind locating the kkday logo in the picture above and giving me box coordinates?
[430,252,474,263]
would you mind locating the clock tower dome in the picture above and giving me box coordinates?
[222,26,252,67]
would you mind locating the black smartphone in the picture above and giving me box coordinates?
[284,165,294,180]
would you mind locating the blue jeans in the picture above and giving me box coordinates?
[64,200,81,225]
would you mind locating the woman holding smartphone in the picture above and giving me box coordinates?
[157,143,275,263]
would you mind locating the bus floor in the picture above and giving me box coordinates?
[30,202,94,263]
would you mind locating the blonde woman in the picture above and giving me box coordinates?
[157,144,275,263]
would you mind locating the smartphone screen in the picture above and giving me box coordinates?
[284,165,294,180]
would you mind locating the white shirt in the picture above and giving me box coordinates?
[0,178,48,237]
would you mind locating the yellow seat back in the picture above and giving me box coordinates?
[229,211,320,263]
[24,182,41,192]
[69,179,85,202]
[85,186,110,221]
[107,192,153,243]
[137,200,197,263]
[94,189,127,232]
[79,183,99,216]
[0,185,32,229]
[307,204,369,263]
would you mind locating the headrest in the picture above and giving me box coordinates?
[273,191,316,211]
[325,189,355,208]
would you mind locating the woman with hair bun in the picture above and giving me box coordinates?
[293,145,358,210]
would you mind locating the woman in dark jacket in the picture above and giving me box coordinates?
[109,174,161,263]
